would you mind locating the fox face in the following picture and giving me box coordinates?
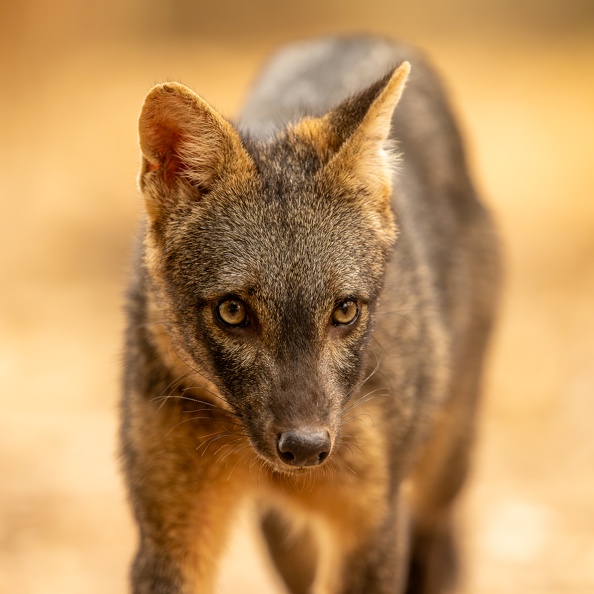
[138,63,410,471]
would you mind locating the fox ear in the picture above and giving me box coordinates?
[138,82,254,218]
[324,61,410,190]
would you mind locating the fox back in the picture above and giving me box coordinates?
[121,36,500,594]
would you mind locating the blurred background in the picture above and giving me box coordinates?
[1,1,593,592]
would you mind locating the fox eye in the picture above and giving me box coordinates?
[332,299,359,326]
[216,299,248,327]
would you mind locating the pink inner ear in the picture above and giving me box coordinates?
[144,117,190,181]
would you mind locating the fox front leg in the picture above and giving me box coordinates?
[123,393,249,594]
[132,544,188,594]
[311,494,411,594]
[129,464,247,594]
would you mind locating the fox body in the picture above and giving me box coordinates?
[121,37,500,594]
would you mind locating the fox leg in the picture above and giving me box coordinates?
[404,353,486,594]
[259,507,317,594]
[123,393,248,594]
[130,479,244,594]
[260,497,408,594]
[404,430,468,594]
[309,490,411,594]
[308,480,457,594]
[405,510,457,594]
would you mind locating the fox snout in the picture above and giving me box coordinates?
[276,428,331,468]
[243,381,340,471]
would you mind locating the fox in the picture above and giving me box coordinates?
[120,36,500,594]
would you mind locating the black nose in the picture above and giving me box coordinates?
[277,429,331,467]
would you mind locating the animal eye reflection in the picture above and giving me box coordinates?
[332,299,359,326]
[216,299,249,327]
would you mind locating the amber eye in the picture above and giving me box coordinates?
[332,299,359,326]
[216,299,248,327]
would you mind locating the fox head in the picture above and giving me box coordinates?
[137,62,410,472]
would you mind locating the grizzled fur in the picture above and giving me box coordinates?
[121,36,500,594]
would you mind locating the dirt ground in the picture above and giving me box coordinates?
[1,1,593,593]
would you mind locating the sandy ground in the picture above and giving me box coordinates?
[1,3,593,593]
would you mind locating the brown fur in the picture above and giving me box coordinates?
[121,37,500,594]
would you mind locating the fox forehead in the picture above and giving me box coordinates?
[174,186,387,305]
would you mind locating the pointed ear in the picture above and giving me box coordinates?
[138,82,254,218]
[324,61,410,190]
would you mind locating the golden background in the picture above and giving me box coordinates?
[1,1,593,592]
